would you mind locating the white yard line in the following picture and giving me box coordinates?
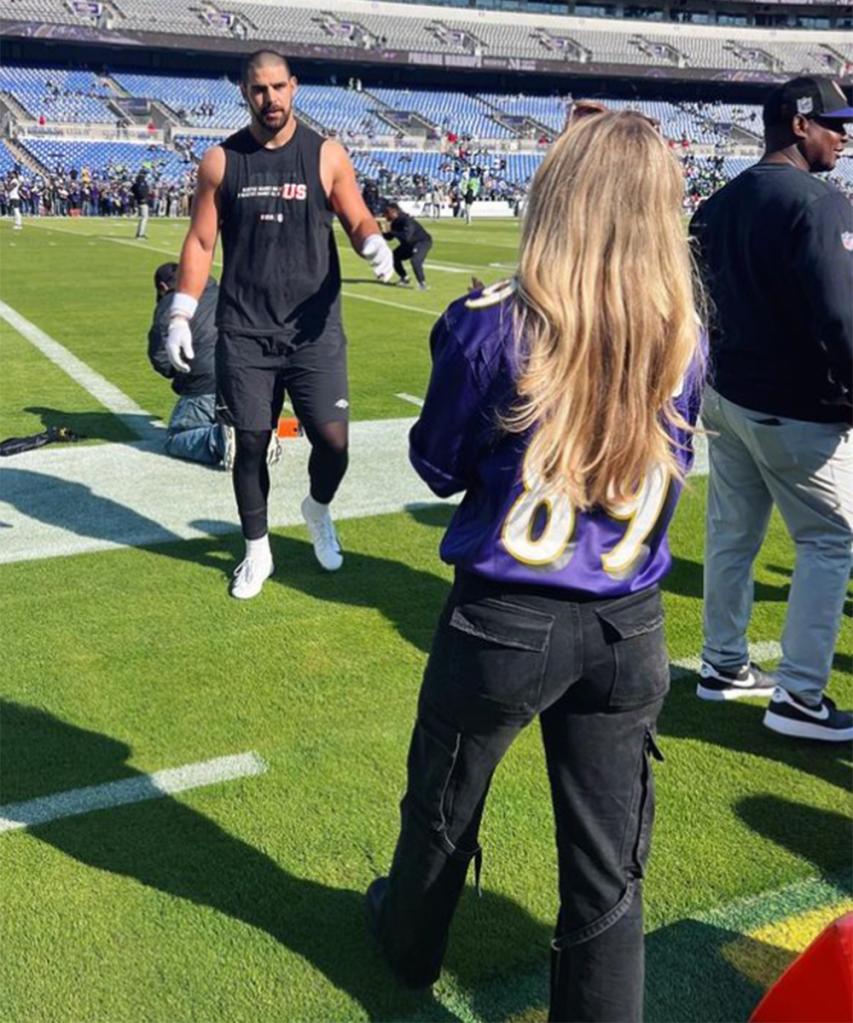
[0,299,161,442]
[395,392,424,408]
[670,640,783,682]
[0,752,267,835]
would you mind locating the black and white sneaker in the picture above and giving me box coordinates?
[697,660,777,701]
[763,687,853,742]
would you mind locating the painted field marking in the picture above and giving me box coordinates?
[0,752,267,835]
[722,900,853,990]
[0,299,161,441]
[395,392,424,408]
[670,640,783,682]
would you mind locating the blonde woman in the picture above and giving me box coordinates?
[367,111,704,1021]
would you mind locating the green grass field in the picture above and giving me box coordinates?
[0,216,850,1023]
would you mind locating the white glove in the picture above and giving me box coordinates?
[360,233,394,283]
[166,292,197,373]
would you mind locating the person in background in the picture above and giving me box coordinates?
[383,202,433,291]
[132,169,149,239]
[690,76,852,740]
[368,110,704,1022]
[147,262,231,467]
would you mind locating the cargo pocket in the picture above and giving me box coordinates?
[406,712,463,835]
[622,728,664,880]
[595,588,670,709]
[446,597,554,715]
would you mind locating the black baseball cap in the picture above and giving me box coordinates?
[154,262,178,292]
[763,76,853,127]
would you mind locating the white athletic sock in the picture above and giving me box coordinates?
[303,495,329,519]
[245,535,272,563]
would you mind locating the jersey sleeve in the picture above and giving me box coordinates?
[409,314,488,497]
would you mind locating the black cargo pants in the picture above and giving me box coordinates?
[393,239,432,286]
[373,571,669,1022]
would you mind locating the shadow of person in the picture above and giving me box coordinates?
[664,556,791,603]
[405,503,455,532]
[0,469,183,549]
[266,534,451,655]
[3,702,553,1022]
[736,796,853,881]
[23,405,158,445]
[645,918,780,1023]
[658,678,852,793]
[0,470,231,575]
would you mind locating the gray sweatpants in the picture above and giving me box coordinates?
[135,202,149,238]
[701,386,852,705]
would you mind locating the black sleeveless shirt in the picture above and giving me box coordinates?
[217,122,342,341]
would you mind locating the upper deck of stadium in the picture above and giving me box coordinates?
[2,0,852,85]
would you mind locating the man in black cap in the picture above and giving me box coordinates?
[132,169,150,239]
[148,262,232,466]
[690,76,853,741]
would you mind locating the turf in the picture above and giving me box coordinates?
[0,217,515,433]
[0,322,136,443]
[0,216,850,1023]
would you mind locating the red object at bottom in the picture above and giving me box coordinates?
[277,417,301,439]
[750,912,853,1023]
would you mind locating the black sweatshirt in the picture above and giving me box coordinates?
[690,163,852,424]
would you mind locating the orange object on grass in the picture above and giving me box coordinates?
[749,912,853,1023]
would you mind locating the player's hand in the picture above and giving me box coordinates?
[166,316,195,372]
[360,233,395,283]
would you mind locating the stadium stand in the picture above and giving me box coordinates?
[110,71,245,129]
[0,66,117,124]
[367,87,514,139]
[18,137,191,179]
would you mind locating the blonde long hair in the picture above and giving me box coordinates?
[508,110,702,512]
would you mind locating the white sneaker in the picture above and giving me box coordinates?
[301,496,343,571]
[229,557,274,599]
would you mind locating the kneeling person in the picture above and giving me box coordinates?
[148,262,229,467]
[383,203,433,290]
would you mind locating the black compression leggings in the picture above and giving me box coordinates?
[233,422,349,540]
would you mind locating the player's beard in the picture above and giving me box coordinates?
[251,102,292,137]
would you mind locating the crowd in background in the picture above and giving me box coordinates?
[2,119,851,220]
[0,161,197,219]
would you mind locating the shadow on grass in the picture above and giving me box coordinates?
[645,919,772,1023]
[0,476,451,654]
[737,796,853,881]
[263,534,450,655]
[664,556,791,603]
[2,701,558,1022]
[659,679,852,795]
[24,405,155,445]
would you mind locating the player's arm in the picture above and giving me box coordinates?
[166,147,225,372]
[321,140,394,281]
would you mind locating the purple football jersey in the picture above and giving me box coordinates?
[409,281,704,597]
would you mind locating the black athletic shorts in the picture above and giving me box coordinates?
[216,326,349,433]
